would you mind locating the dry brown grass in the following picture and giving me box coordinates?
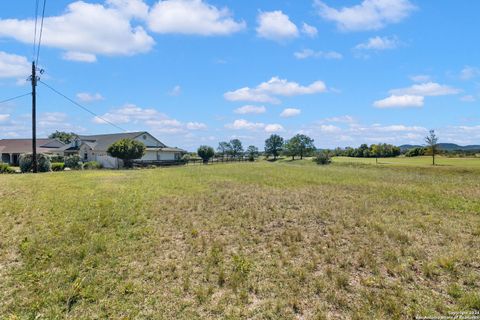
[0,161,479,319]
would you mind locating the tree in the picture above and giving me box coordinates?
[229,139,244,158]
[425,130,439,165]
[283,139,298,160]
[217,141,232,158]
[107,138,146,168]
[265,134,284,160]
[49,131,75,144]
[291,134,315,159]
[371,144,380,164]
[197,145,215,164]
[246,145,259,161]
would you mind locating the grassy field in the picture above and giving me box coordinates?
[333,155,480,168]
[1,160,479,319]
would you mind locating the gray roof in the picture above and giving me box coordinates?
[75,132,168,151]
[0,139,65,154]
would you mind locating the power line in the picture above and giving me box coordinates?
[39,80,128,132]
[0,92,32,105]
[33,0,40,60]
[36,0,47,65]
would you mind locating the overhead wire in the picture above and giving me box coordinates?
[35,0,47,65]
[32,0,39,60]
[39,80,128,132]
[0,93,32,105]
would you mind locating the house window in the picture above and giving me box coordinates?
[143,134,147,140]
[84,152,88,161]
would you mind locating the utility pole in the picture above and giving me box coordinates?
[31,61,38,173]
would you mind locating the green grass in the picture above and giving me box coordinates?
[333,155,480,168]
[1,160,479,319]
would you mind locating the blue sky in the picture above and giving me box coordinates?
[0,0,479,150]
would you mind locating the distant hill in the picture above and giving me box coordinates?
[399,143,480,152]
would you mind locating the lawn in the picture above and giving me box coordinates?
[0,160,479,319]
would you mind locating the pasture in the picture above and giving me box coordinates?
[0,159,479,319]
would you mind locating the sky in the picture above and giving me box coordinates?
[0,0,479,150]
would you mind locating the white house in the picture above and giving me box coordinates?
[62,131,186,168]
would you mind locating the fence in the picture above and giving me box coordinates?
[132,157,252,168]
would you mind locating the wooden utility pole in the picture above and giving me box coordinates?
[31,61,38,173]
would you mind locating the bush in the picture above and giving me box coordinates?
[49,154,65,163]
[19,153,51,173]
[51,162,65,172]
[83,161,102,170]
[405,147,426,157]
[0,163,15,174]
[65,155,83,170]
[313,151,332,165]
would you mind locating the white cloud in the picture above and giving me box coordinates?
[148,0,246,36]
[106,0,149,19]
[294,49,342,60]
[301,23,318,38]
[0,1,155,62]
[321,115,356,123]
[460,66,480,81]
[369,124,426,133]
[62,52,97,63]
[374,95,424,108]
[355,36,400,50]
[93,104,162,124]
[226,119,265,131]
[280,108,301,118]
[37,112,86,134]
[389,82,461,97]
[315,0,416,31]
[460,95,476,102]
[186,122,207,130]
[169,85,182,96]
[92,104,206,135]
[0,51,30,79]
[76,92,104,103]
[256,11,299,42]
[225,77,327,104]
[264,124,285,133]
[234,105,266,114]
[410,74,431,83]
[0,114,10,122]
[318,124,342,133]
[226,119,284,133]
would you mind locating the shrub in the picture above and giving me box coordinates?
[314,151,332,165]
[49,154,65,163]
[0,163,15,174]
[51,162,65,172]
[19,153,51,173]
[65,155,83,170]
[84,161,102,170]
[107,139,146,168]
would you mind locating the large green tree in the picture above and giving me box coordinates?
[217,141,232,158]
[48,131,75,144]
[107,139,146,168]
[264,134,284,160]
[197,145,215,164]
[229,139,244,158]
[288,134,316,160]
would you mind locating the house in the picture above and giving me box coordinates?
[0,132,186,168]
[61,132,186,168]
[0,139,65,165]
